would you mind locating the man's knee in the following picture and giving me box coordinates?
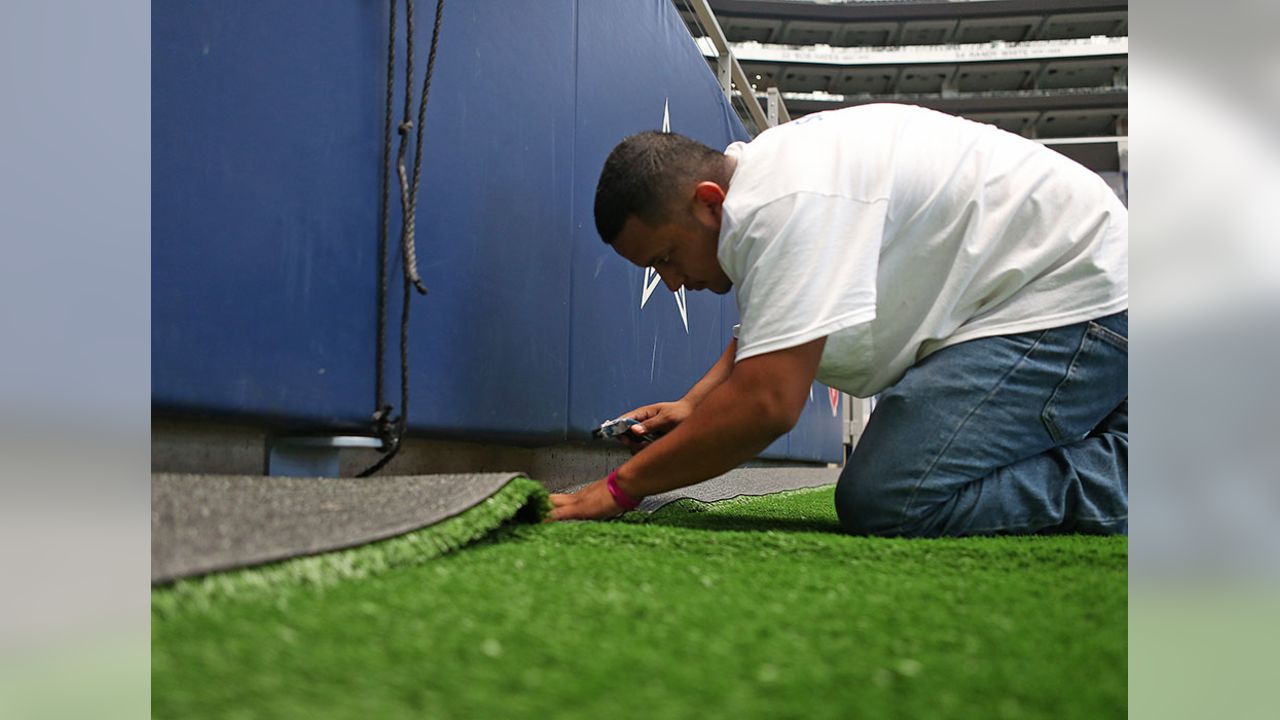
[834,465,909,537]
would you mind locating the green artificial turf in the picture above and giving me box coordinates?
[152,484,1127,720]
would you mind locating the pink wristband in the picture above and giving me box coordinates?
[606,469,641,511]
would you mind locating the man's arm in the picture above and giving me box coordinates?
[617,338,737,448]
[549,336,826,519]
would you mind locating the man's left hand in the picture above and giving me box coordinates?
[547,478,625,522]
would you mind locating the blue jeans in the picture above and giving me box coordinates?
[835,311,1128,537]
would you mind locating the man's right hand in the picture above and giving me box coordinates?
[617,400,694,454]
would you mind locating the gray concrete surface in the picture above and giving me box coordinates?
[151,417,836,491]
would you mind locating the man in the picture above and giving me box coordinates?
[550,104,1127,537]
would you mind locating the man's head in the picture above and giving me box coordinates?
[594,131,734,294]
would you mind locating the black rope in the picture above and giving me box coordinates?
[404,0,445,292]
[359,0,445,478]
[370,0,397,452]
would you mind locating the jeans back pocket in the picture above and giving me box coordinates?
[1041,312,1128,444]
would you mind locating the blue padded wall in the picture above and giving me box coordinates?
[152,0,844,461]
[152,1,386,426]
[786,383,844,462]
[153,0,576,441]
[386,0,577,442]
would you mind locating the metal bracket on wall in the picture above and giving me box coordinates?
[766,86,790,126]
[266,436,385,477]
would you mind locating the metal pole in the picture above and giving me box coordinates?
[687,0,786,130]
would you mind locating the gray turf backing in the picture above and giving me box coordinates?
[151,472,523,583]
[634,466,841,512]
[558,466,840,511]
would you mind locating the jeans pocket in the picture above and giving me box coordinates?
[1041,319,1129,444]
[1089,311,1128,352]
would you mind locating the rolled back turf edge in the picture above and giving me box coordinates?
[152,476,550,617]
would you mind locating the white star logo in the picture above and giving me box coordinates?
[640,98,689,333]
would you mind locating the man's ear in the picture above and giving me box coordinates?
[692,181,727,223]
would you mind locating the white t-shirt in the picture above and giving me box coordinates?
[719,104,1128,398]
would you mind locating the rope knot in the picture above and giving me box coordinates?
[398,120,413,135]
[370,405,399,450]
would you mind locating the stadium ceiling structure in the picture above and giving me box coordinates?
[674,0,1128,171]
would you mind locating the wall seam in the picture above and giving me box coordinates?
[562,0,581,443]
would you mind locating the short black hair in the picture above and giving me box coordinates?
[593,131,728,244]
